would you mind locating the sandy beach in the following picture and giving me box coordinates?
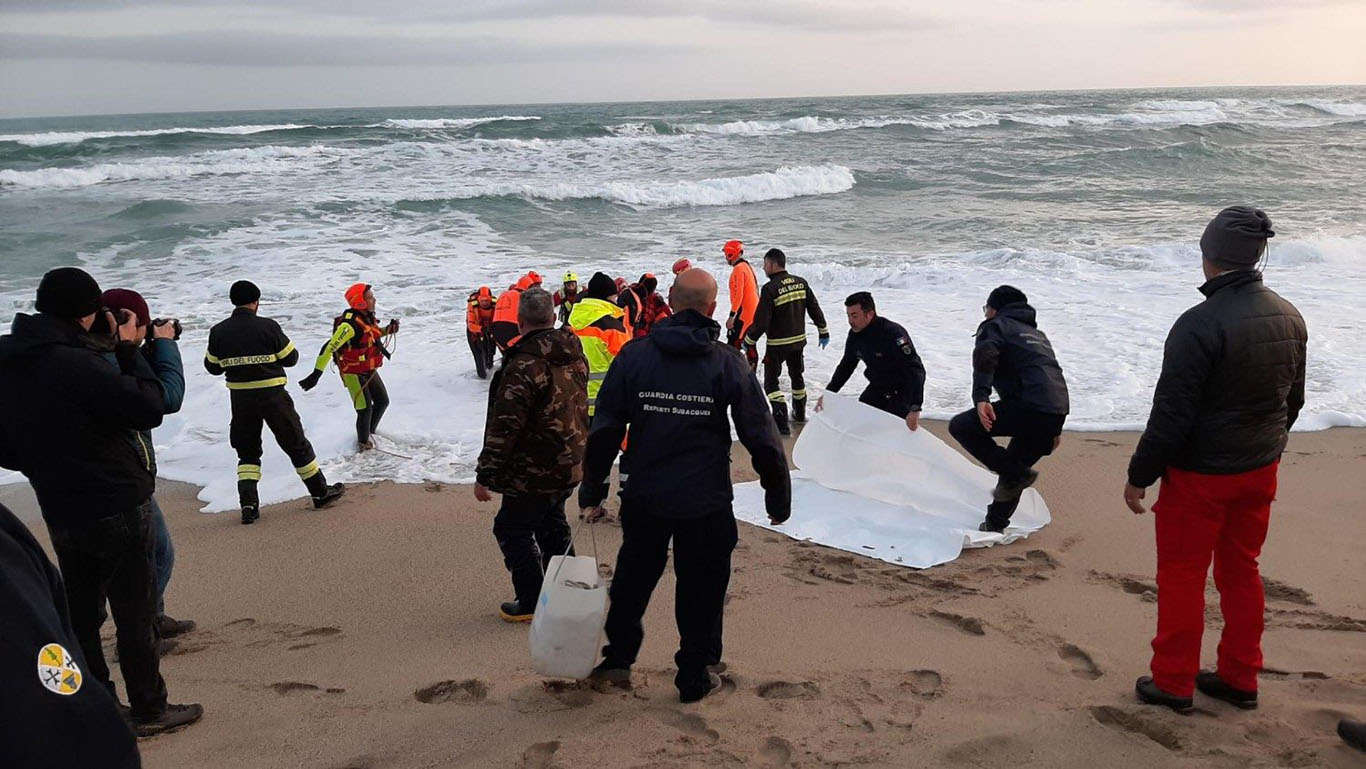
[8,423,1365,769]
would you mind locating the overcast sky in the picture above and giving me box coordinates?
[1,0,1363,118]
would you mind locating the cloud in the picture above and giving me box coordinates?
[0,30,700,67]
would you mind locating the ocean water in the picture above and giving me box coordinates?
[2,87,1363,511]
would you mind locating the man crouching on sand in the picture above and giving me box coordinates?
[1126,206,1307,713]
[474,288,589,623]
[580,268,791,703]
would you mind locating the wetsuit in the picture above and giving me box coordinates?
[312,308,392,445]
[826,315,926,418]
[205,307,332,508]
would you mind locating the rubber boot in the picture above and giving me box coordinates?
[304,472,346,509]
[238,480,260,525]
[771,401,791,436]
[793,396,807,424]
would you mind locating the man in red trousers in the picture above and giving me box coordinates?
[1124,206,1307,713]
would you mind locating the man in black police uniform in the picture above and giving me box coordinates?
[580,268,790,703]
[205,280,344,524]
[742,247,829,435]
[818,291,926,431]
[948,285,1069,533]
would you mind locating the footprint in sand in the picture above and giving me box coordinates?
[1262,577,1315,606]
[521,741,560,769]
[757,681,821,700]
[1089,706,1184,751]
[657,710,720,742]
[758,736,793,767]
[1058,644,1102,680]
[905,670,944,697]
[929,610,986,636]
[413,679,489,704]
[510,681,595,713]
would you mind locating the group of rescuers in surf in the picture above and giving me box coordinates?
[6,206,1342,761]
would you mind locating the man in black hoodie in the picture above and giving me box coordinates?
[580,268,790,703]
[0,267,202,736]
[0,502,141,767]
[948,285,1069,534]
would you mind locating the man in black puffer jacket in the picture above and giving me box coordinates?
[1125,206,1307,715]
[580,268,790,704]
[948,285,1069,533]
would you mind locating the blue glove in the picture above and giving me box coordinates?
[818,336,829,349]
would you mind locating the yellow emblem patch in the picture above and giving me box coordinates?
[37,643,82,695]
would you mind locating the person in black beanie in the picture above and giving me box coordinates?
[1125,206,1307,713]
[948,284,1069,533]
[0,267,203,736]
[205,280,344,524]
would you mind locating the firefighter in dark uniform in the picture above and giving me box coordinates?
[818,291,927,432]
[205,281,345,525]
[742,248,829,435]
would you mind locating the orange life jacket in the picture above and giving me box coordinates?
[467,290,495,333]
[333,308,385,374]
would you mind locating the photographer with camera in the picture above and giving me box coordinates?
[100,289,196,644]
[0,267,203,737]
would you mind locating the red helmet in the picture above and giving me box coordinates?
[344,282,370,310]
[672,258,691,275]
[525,270,543,287]
[723,240,743,263]
[614,277,627,293]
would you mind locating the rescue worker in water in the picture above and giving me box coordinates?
[300,283,400,451]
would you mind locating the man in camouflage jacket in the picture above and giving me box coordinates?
[474,288,590,622]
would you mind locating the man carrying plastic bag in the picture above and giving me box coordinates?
[580,268,791,703]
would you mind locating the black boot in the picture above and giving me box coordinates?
[499,600,534,623]
[1135,676,1193,714]
[1195,670,1257,709]
[305,472,346,509]
[792,397,807,424]
[771,400,791,436]
[238,480,260,524]
[1340,719,1366,752]
[240,505,259,525]
[132,703,204,737]
[157,615,197,638]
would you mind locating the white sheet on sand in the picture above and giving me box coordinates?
[732,393,1050,569]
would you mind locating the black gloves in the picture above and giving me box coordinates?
[299,370,323,392]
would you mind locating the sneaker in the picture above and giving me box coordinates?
[498,600,534,623]
[979,520,1006,534]
[679,672,723,704]
[157,615,196,638]
[1195,670,1257,710]
[1339,719,1366,752]
[132,703,204,737]
[1135,676,1193,714]
[312,483,346,509]
[991,469,1039,502]
[240,505,259,525]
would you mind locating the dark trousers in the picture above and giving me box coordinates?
[150,497,173,617]
[345,370,389,444]
[948,401,1065,527]
[491,321,519,353]
[763,345,806,406]
[468,331,496,379]
[727,320,759,371]
[602,504,738,695]
[49,500,168,718]
[230,387,322,508]
[859,384,913,418]
[492,493,574,607]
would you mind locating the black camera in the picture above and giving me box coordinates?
[148,318,183,341]
[89,307,135,336]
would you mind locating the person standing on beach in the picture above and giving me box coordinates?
[0,502,142,765]
[721,240,760,370]
[0,267,202,736]
[947,285,1069,533]
[99,288,196,644]
[1126,206,1307,713]
[299,283,400,452]
[742,247,830,435]
[466,286,497,379]
[569,273,632,419]
[817,291,925,432]
[492,271,542,352]
[205,280,344,525]
[474,288,589,623]
[581,268,790,703]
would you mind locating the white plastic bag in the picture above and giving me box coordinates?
[529,554,608,679]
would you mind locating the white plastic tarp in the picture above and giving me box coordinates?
[732,393,1050,568]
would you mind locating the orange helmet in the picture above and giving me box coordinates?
[672,258,691,275]
[344,282,370,310]
[526,270,543,286]
[476,285,493,302]
[723,240,743,263]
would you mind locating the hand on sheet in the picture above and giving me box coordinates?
[905,411,920,431]
[814,395,824,413]
[1123,483,1147,515]
[977,401,996,431]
